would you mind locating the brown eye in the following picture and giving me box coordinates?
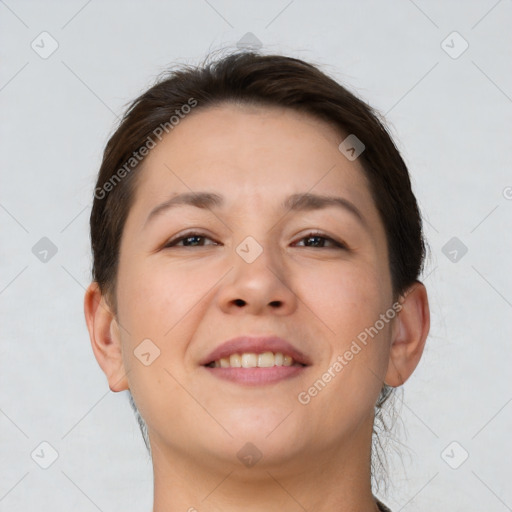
[164,232,219,248]
[294,232,347,249]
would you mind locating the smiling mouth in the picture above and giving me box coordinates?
[204,351,306,369]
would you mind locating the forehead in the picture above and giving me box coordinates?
[130,103,375,215]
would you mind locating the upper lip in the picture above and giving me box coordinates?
[200,336,312,366]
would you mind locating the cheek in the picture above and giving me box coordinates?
[299,260,389,335]
[115,261,214,423]
[116,258,227,393]
[118,259,213,338]
[295,264,392,429]
[298,260,392,386]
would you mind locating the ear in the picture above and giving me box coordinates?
[84,282,129,392]
[384,281,430,387]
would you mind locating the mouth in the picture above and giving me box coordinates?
[200,336,310,386]
[204,351,306,369]
[202,360,307,386]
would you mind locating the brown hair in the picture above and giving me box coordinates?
[89,50,426,484]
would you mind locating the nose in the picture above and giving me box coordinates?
[216,240,298,316]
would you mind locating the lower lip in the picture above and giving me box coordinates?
[202,365,307,385]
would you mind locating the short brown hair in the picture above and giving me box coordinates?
[90,51,425,311]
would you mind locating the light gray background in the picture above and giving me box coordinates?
[1,1,511,511]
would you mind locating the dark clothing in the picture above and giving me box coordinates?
[376,499,392,512]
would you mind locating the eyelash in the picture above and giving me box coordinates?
[163,231,348,250]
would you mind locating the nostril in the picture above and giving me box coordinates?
[233,299,245,307]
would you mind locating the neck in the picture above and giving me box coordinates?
[151,416,381,512]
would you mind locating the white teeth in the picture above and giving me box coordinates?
[241,353,257,368]
[229,354,241,367]
[210,352,300,368]
[258,352,274,367]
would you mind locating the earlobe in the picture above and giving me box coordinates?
[84,282,129,392]
[384,281,430,387]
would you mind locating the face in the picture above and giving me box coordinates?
[110,103,398,470]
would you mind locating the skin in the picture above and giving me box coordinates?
[84,103,430,512]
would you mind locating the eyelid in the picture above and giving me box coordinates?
[293,230,349,250]
[163,230,219,247]
[162,229,349,250]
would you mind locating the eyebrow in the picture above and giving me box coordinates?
[144,191,367,228]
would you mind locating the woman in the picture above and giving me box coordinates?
[84,51,430,512]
